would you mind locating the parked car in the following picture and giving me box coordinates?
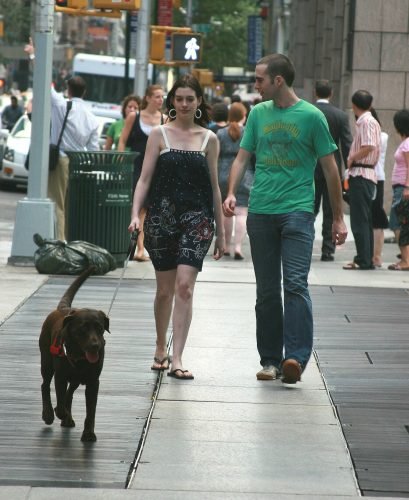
[0,114,31,189]
[0,113,116,189]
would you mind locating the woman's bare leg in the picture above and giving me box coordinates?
[152,269,176,368]
[171,264,199,377]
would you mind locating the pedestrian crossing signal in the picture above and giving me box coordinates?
[171,33,202,64]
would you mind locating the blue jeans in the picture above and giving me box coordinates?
[247,212,315,370]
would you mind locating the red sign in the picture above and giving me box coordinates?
[157,0,173,26]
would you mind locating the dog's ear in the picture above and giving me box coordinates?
[62,312,76,329]
[99,311,110,333]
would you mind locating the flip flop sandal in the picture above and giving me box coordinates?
[167,368,194,380]
[342,262,360,270]
[388,263,409,271]
[151,356,171,371]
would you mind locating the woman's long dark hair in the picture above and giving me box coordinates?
[165,74,210,128]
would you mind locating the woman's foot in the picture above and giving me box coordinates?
[167,367,194,380]
[134,253,150,262]
[151,355,171,371]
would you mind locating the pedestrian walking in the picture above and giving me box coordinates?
[370,108,389,268]
[313,79,352,262]
[128,74,225,380]
[343,90,381,270]
[223,53,347,384]
[388,109,409,271]
[1,95,23,131]
[104,94,141,150]
[118,85,165,262]
[217,101,253,259]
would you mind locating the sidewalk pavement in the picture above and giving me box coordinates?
[0,214,407,499]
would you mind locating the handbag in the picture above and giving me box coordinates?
[49,100,72,171]
[25,101,72,171]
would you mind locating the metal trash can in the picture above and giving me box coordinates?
[66,151,138,267]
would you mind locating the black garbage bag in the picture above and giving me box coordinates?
[33,234,117,275]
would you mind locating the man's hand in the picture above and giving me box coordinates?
[24,37,35,57]
[222,194,236,217]
[332,219,348,246]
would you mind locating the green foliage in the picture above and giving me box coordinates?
[0,0,32,47]
[174,0,260,74]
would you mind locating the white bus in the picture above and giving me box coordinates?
[72,53,136,107]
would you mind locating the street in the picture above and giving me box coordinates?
[0,187,24,242]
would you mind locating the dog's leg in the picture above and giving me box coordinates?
[53,373,71,424]
[61,381,79,428]
[40,352,54,425]
[81,380,99,442]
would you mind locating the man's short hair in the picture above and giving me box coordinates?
[67,76,86,98]
[351,90,373,111]
[315,79,332,99]
[257,53,295,87]
[211,103,228,122]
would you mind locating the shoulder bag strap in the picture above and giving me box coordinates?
[56,100,73,147]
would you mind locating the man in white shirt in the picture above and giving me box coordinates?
[49,78,99,240]
[25,39,99,240]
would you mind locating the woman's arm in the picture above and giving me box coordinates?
[403,151,409,200]
[128,127,161,232]
[206,132,225,259]
[118,112,136,152]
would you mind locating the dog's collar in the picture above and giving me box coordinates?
[50,335,65,357]
[50,337,85,366]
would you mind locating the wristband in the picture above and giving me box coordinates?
[29,54,35,60]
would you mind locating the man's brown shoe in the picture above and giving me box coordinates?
[281,359,302,384]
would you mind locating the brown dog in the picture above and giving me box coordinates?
[39,267,109,442]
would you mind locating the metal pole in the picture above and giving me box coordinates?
[9,0,55,265]
[133,0,151,97]
[186,0,193,27]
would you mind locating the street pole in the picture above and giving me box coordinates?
[9,0,55,266]
[186,0,192,27]
[133,0,151,97]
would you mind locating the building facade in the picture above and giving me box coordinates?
[273,0,409,208]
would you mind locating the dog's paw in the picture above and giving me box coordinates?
[42,407,54,425]
[81,430,97,442]
[54,406,66,421]
[61,416,75,428]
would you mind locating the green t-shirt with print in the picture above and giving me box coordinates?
[240,99,337,214]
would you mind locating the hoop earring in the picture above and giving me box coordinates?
[195,108,202,119]
[168,108,177,119]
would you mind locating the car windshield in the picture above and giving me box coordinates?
[11,116,31,139]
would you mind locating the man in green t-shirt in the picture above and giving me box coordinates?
[223,53,347,384]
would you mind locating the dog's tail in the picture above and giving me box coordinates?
[57,266,96,313]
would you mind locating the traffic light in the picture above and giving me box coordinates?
[171,33,202,63]
[192,69,213,86]
[150,30,166,62]
[55,0,88,5]
[55,0,87,7]
[93,0,141,9]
